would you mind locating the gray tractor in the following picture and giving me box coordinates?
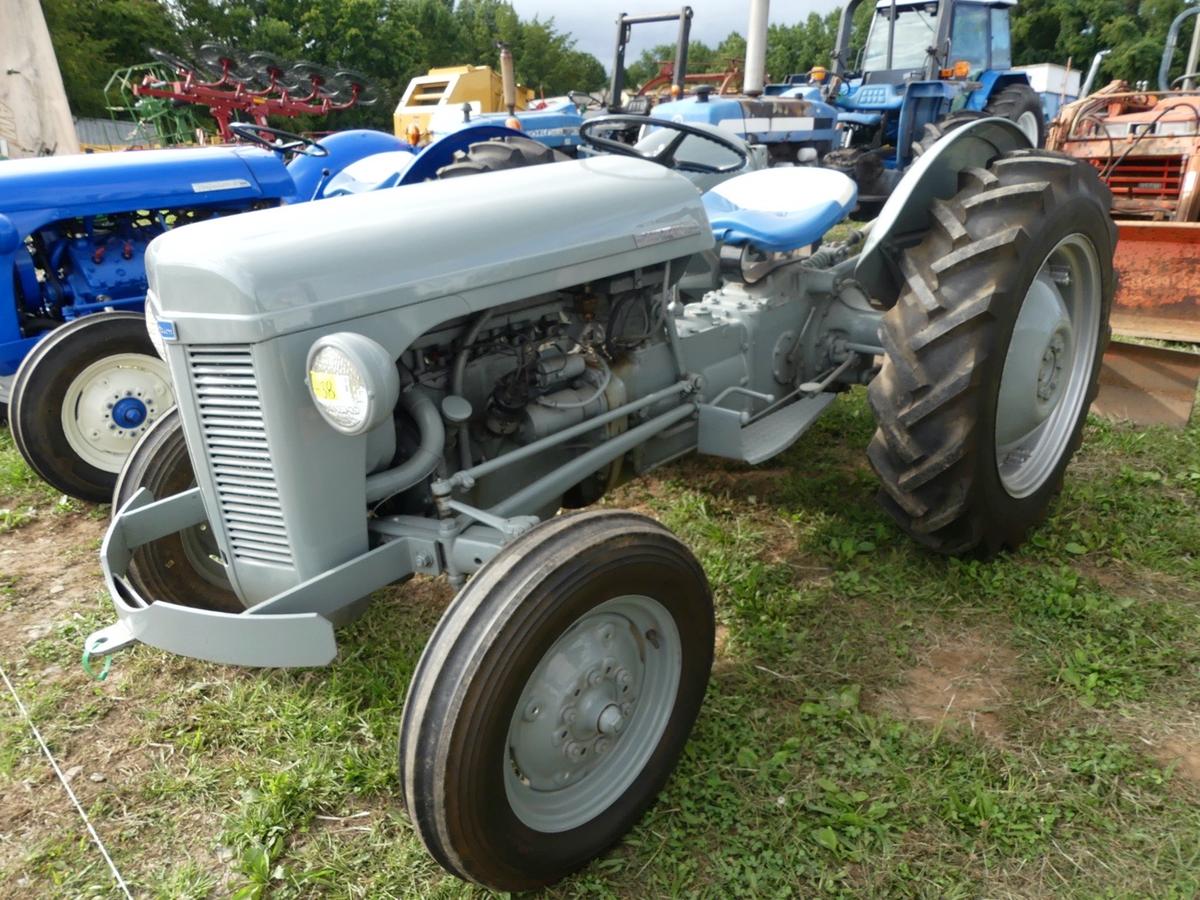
[86,118,1113,890]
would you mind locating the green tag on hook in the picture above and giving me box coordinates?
[81,648,113,682]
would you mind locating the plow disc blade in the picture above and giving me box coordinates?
[1112,222,1200,343]
[1093,341,1200,428]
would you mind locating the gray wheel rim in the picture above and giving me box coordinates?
[995,233,1101,499]
[179,515,232,590]
[504,594,681,833]
[1016,109,1041,145]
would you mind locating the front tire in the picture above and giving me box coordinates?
[867,150,1115,555]
[9,312,173,502]
[400,510,714,891]
[115,408,241,612]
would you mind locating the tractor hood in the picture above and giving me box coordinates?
[1,146,294,229]
[146,155,713,347]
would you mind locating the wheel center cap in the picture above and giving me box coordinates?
[110,396,148,429]
[597,703,624,735]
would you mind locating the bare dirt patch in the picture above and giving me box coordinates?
[1154,736,1200,785]
[876,629,1019,744]
[0,513,106,656]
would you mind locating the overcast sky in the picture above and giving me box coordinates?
[507,1,843,68]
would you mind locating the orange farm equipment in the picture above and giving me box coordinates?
[1046,13,1200,426]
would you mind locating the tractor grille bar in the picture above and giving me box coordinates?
[1093,155,1184,202]
[188,347,293,566]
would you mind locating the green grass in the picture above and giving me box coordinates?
[1,392,1198,898]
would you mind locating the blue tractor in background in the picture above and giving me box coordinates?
[631,4,844,165]
[0,122,527,502]
[824,0,1043,210]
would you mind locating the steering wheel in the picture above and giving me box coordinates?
[579,115,748,174]
[229,122,329,157]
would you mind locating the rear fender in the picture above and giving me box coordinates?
[288,129,410,201]
[854,116,1030,305]
[965,71,1034,111]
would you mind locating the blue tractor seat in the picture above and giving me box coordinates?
[701,167,858,253]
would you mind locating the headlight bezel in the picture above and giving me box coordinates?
[305,332,400,436]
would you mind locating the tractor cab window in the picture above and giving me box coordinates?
[990,6,1013,69]
[949,4,989,73]
[862,4,938,73]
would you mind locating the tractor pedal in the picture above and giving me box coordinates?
[698,393,836,464]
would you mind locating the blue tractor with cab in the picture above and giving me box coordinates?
[0,122,528,502]
[824,0,1044,211]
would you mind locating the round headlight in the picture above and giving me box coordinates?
[306,333,400,435]
[144,292,166,360]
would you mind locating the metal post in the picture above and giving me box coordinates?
[609,15,629,112]
[887,0,897,71]
[673,6,693,91]
[744,0,769,95]
[1186,13,1200,90]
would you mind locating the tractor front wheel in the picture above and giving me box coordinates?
[9,312,173,502]
[399,510,714,891]
[867,149,1115,555]
[115,407,241,612]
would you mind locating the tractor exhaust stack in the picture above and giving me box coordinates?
[498,43,517,114]
[744,0,769,96]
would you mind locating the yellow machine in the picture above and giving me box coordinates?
[393,64,534,143]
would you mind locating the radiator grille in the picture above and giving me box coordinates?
[188,347,292,565]
[1093,155,1184,202]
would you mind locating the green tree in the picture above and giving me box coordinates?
[42,0,183,116]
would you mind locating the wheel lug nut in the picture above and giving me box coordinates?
[564,741,586,761]
[587,668,602,686]
[561,707,577,725]
[595,738,611,756]
[621,702,633,717]
[616,669,632,686]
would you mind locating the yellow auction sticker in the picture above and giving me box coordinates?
[309,371,342,402]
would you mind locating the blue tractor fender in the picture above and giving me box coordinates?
[321,125,529,196]
[963,71,1034,111]
[288,129,411,201]
[439,100,584,153]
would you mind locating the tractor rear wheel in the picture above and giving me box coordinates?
[867,149,1115,555]
[9,312,173,502]
[911,109,986,158]
[400,510,713,891]
[985,84,1045,147]
[436,136,564,178]
[115,407,241,612]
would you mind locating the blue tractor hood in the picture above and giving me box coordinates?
[0,146,295,230]
[649,94,839,146]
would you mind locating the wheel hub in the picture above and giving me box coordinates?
[994,234,1102,499]
[995,274,1073,446]
[110,395,149,429]
[61,353,172,473]
[510,615,643,790]
[504,594,682,833]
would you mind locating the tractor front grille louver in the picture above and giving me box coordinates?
[1092,155,1184,204]
[188,347,293,566]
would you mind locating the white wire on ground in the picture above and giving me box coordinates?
[0,665,133,899]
